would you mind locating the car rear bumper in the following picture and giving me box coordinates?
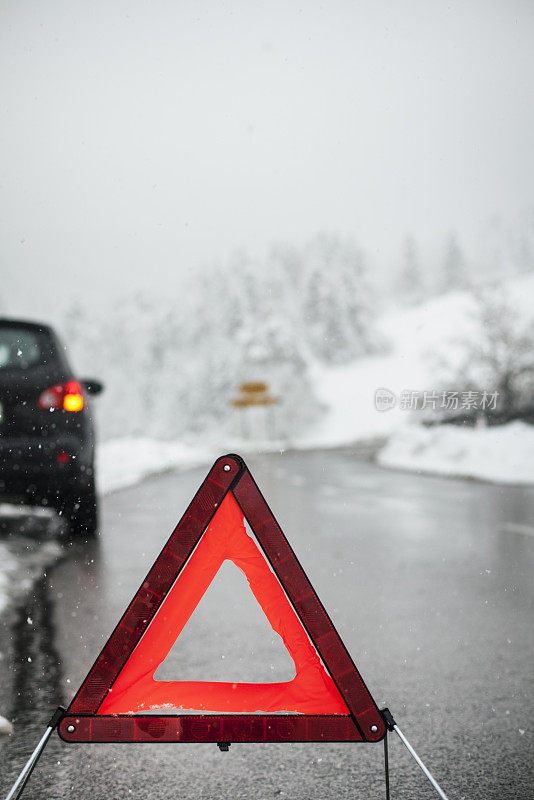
[0,435,93,500]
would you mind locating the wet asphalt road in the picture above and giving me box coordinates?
[1,449,533,799]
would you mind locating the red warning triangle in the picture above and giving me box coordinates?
[59,455,386,744]
[97,492,347,716]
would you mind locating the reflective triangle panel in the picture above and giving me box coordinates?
[60,455,385,743]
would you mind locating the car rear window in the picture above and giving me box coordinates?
[0,327,48,370]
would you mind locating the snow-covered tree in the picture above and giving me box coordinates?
[61,233,378,441]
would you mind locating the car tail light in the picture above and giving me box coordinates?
[63,380,84,411]
[38,380,84,412]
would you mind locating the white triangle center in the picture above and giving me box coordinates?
[154,560,296,683]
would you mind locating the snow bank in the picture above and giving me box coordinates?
[378,421,534,485]
[96,438,217,494]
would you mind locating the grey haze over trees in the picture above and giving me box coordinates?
[391,221,534,308]
[63,234,379,441]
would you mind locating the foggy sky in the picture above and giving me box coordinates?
[1,0,533,320]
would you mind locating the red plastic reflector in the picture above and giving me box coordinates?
[59,713,365,743]
[61,455,386,744]
[98,493,348,715]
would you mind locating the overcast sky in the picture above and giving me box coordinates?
[1,0,533,319]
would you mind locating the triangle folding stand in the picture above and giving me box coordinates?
[59,455,386,744]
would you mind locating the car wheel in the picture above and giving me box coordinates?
[60,479,99,537]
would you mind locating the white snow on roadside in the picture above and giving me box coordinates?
[378,421,534,485]
[96,438,217,495]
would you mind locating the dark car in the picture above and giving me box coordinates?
[0,318,103,535]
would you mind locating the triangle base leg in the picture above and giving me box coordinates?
[4,707,65,800]
[380,708,451,800]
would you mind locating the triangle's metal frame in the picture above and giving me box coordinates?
[58,454,386,744]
